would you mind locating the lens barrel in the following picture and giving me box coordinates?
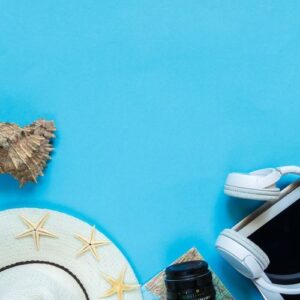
[165,260,216,300]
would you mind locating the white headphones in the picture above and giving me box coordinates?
[224,165,300,201]
[217,166,300,296]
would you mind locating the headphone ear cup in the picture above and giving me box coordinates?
[216,229,269,279]
[224,168,281,201]
[224,185,280,201]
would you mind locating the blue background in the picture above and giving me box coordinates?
[0,1,300,299]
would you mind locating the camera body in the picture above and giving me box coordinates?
[165,261,216,300]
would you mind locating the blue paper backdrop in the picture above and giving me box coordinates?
[1,1,300,299]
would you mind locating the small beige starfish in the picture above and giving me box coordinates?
[75,226,109,261]
[101,267,140,300]
[16,214,58,251]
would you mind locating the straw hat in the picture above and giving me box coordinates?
[0,208,142,300]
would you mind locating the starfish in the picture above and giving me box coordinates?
[16,214,58,251]
[101,267,140,300]
[75,226,109,261]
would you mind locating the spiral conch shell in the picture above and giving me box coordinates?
[0,119,56,186]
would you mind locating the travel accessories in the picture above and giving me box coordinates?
[216,166,300,300]
[142,247,233,300]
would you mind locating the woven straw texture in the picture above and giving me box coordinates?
[0,208,142,300]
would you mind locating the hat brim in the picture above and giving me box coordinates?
[0,208,142,300]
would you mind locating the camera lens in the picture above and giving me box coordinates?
[165,260,216,300]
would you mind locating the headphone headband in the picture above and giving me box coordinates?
[255,277,300,295]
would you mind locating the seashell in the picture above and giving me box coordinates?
[0,119,56,186]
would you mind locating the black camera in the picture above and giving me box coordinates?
[165,260,216,300]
